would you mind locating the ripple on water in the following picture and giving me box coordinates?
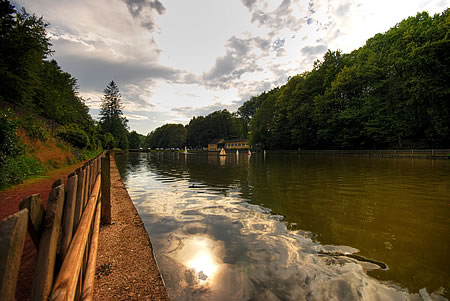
[119,153,449,301]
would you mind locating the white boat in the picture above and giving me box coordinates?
[219,148,226,156]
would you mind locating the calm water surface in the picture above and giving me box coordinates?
[115,152,450,300]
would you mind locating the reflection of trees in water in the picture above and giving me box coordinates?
[114,152,145,182]
[142,152,252,196]
[114,153,129,181]
[119,152,450,297]
[245,155,450,296]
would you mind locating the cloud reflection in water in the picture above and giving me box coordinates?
[121,153,447,301]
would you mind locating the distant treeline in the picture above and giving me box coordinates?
[144,110,243,149]
[239,10,449,149]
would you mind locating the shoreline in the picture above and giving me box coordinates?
[93,156,169,300]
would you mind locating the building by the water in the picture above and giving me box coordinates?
[208,138,249,151]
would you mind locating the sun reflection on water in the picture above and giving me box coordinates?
[178,236,221,284]
[187,250,218,281]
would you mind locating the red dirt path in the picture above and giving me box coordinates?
[0,161,86,300]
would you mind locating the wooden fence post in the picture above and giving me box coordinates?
[84,163,91,208]
[31,180,65,301]
[61,173,78,259]
[74,168,86,233]
[0,209,28,301]
[101,153,111,224]
[89,161,94,194]
[19,194,45,249]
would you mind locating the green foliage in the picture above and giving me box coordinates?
[145,124,186,149]
[0,1,51,108]
[249,89,278,148]
[98,132,116,150]
[0,108,24,163]
[56,124,91,149]
[36,60,91,125]
[0,108,44,189]
[76,148,102,161]
[19,114,48,141]
[99,81,129,149]
[128,130,143,149]
[0,155,44,189]
[0,1,92,129]
[186,110,242,147]
[241,9,450,149]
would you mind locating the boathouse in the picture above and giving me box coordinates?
[224,139,249,149]
[208,138,224,151]
[208,138,249,151]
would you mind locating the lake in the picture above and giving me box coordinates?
[115,152,450,300]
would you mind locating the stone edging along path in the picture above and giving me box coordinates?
[93,156,169,300]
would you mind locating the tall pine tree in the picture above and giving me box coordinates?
[99,81,129,149]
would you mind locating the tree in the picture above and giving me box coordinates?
[185,110,242,147]
[241,9,449,149]
[0,1,52,107]
[0,1,92,129]
[128,130,143,149]
[144,124,186,149]
[99,81,129,149]
[36,60,90,125]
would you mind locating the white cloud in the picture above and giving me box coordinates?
[12,0,449,135]
[124,113,149,121]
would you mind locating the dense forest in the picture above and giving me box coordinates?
[240,10,449,149]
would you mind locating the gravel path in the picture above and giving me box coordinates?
[93,157,169,300]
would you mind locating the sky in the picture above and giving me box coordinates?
[12,0,449,135]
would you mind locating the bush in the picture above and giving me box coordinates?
[20,114,49,141]
[0,109,46,189]
[57,125,91,149]
[90,136,102,150]
[76,148,102,161]
[0,109,24,164]
[0,155,44,189]
[98,132,116,150]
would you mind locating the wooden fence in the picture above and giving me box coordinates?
[0,152,111,301]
